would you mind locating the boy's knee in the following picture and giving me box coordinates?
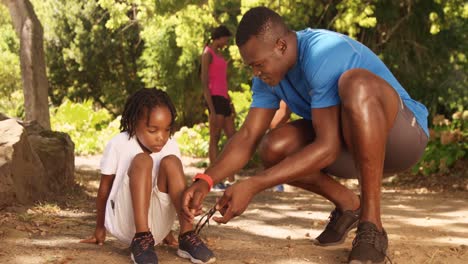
[159,155,181,170]
[128,153,153,177]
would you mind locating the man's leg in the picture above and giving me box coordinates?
[338,68,400,263]
[259,119,359,211]
[338,68,399,230]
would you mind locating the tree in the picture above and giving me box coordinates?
[1,0,50,129]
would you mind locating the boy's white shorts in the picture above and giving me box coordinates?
[104,176,177,245]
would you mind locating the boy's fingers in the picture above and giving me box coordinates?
[79,237,97,244]
[190,192,204,216]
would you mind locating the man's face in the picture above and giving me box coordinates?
[239,36,288,86]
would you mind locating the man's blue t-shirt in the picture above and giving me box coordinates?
[250,29,429,136]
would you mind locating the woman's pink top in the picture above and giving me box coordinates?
[204,46,228,98]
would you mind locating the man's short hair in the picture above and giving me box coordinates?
[235,6,288,47]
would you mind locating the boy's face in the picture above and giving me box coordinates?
[135,106,172,153]
[239,36,288,86]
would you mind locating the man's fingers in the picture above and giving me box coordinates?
[213,206,235,224]
[215,193,229,211]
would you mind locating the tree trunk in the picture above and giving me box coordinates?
[2,0,50,130]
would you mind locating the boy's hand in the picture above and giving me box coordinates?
[182,180,210,221]
[213,180,256,224]
[80,227,106,245]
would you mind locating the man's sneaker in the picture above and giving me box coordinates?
[348,221,389,264]
[177,231,215,263]
[130,231,158,264]
[313,206,360,246]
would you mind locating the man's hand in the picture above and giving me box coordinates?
[213,180,257,224]
[182,180,211,221]
[80,226,106,245]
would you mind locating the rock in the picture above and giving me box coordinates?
[0,117,74,206]
[0,119,47,205]
[25,121,75,192]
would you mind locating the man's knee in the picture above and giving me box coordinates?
[259,132,286,166]
[338,69,379,108]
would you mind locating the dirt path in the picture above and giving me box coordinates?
[0,156,467,264]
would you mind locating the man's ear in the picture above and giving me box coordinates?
[276,38,287,54]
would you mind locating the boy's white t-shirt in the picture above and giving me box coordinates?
[100,132,181,232]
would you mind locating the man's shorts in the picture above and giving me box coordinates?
[210,95,232,116]
[324,100,429,178]
[104,176,177,245]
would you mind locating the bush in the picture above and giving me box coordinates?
[51,99,120,155]
[414,110,467,175]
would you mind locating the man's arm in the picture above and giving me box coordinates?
[270,100,291,129]
[206,107,276,183]
[182,107,275,220]
[249,106,342,192]
[213,105,342,223]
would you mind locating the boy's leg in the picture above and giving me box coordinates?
[128,153,154,232]
[128,153,158,264]
[157,155,215,264]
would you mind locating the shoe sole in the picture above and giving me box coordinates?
[312,219,359,247]
[348,260,385,264]
[177,249,216,264]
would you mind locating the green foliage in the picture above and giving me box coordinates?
[0,5,21,101]
[50,100,120,155]
[0,90,24,118]
[414,109,467,175]
[31,0,144,115]
[174,124,210,157]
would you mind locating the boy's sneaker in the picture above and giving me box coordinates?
[313,207,360,246]
[348,221,389,264]
[177,231,215,263]
[130,231,158,264]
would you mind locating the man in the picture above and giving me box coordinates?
[183,6,428,264]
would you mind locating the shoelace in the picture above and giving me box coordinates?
[133,234,154,257]
[353,228,393,264]
[326,208,341,229]
[184,232,202,247]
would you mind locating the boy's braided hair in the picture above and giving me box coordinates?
[120,88,177,138]
[235,6,288,47]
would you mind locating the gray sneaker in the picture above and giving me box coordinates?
[313,207,360,246]
[177,231,215,263]
[130,231,158,264]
